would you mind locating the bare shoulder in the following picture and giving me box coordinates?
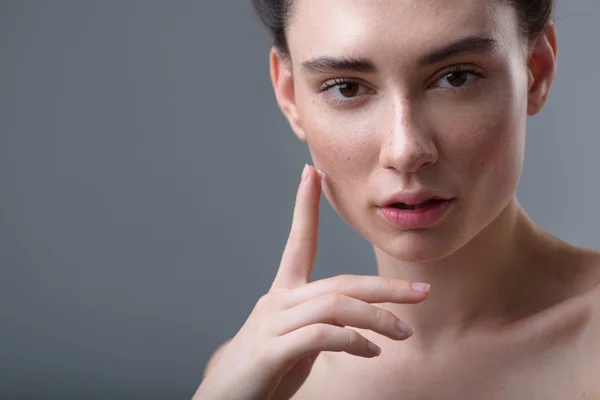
[576,246,600,324]
[582,249,600,317]
[580,249,600,391]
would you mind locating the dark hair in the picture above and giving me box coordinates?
[251,0,555,57]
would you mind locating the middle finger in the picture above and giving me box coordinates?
[281,274,430,309]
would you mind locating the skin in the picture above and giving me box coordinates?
[196,0,600,399]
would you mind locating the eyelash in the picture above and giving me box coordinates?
[318,65,486,106]
[318,78,371,107]
[437,66,485,92]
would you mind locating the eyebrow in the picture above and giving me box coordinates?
[418,36,499,66]
[300,36,499,74]
[301,56,376,74]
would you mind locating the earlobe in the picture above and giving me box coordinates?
[527,23,558,116]
[269,47,307,141]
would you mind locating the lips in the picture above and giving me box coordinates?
[390,198,445,210]
[379,194,455,229]
[381,192,451,208]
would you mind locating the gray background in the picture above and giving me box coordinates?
[1,0,598,398]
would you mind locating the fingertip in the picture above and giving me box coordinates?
[301,164,319,186]
[301,164,310,183]
[410,282,431,294]
[305,166,325,195]
[316,168,325,183]
[367,341,381,357]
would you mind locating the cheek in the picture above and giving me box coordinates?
[300,101,379,178]
[438,90,526,195]
[298,101,381,220]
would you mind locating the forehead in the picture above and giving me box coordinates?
[287,0,519,64]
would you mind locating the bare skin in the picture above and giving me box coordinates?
[287,187,600,400]
[198,166,600,400]
[196,0,600,398]
[196,167,431,400]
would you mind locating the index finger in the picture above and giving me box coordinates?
[271,164,323,291]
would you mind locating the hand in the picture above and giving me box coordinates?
[194,165,430,400]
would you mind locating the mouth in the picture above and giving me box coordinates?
[379,196,455,229]
[389,198,446,210]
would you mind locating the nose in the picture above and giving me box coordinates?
[378,101,438,173]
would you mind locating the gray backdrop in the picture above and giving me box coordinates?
[1,1,598,398]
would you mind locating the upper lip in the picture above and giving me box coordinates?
[380,191,452,207]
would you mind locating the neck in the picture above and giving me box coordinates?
[373,197,546,346]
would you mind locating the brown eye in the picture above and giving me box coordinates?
[445,71,469,87]
[433,67,483,92]
[337,82,360,97]
[320,79,371,105]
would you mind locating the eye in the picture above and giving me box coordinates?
[319,79,371,104]
[433,66,485,92]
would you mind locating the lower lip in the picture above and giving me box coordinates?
[378,199,454,229]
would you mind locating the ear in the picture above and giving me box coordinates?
[527,22,558,116]
[269,47,307,141]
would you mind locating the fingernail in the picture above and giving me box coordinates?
[367,341,381,356]
[301,164,309,183]
[410,282,431,293]
[316,168,326,182]
[396,320,414,336]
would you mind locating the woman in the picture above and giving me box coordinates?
[195,0,600,398]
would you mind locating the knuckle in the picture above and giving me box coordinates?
[255,293,273,311]
[375,307,396,327]
[387,278,397,292]
[387,278,407,292]
[374,307,388,324]
[308,325,329,342]
[347,330,362,347]
[324,293,345,310]
[332,274,353,292]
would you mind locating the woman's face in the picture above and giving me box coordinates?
[274,0,554,261]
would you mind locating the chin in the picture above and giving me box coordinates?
[371,230,465,263]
